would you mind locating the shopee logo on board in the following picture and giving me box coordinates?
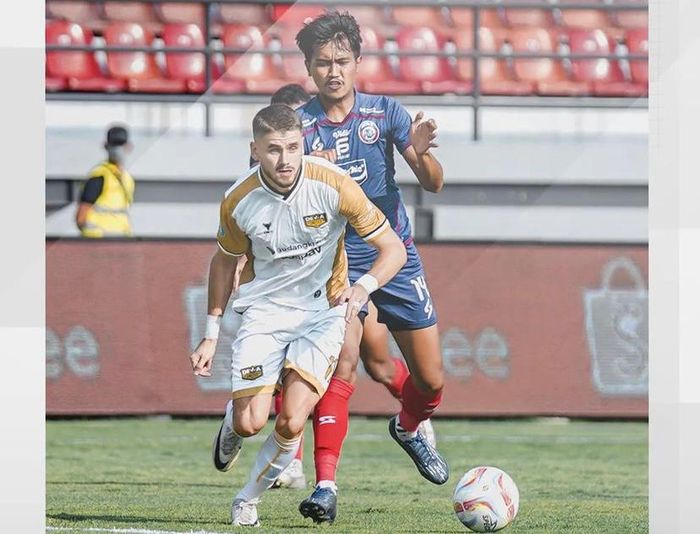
[46,326,101,380]
[377,327,511,382]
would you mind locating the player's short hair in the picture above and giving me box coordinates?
[252,104,302,140]
[270,84,311,108]
[295,10,362,63]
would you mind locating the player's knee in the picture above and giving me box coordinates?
[412,374,444,396]
[233,415,265,438]
[334,346,359,383]
[275,413,305,440]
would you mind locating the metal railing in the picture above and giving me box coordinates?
[46,0,649,139]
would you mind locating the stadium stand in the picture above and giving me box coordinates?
[44,1,648,137]
[215,24,280,94]
[103,1,162,33]
[156,2,205,25]
[46,20,125,92]
[103,22,186,93]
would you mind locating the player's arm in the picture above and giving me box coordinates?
[190,204,249,376]
[402,111,444,193]
[75,176,104,229]
[336,176,407,323]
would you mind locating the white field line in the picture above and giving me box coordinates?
[47,527,230,534]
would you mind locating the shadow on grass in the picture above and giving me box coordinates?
[47,512,216,526]
[48,480,227,489]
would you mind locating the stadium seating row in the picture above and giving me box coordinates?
[46,20,648,97]
[47,1,648,35]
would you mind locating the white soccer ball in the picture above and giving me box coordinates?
[453,466,520,532]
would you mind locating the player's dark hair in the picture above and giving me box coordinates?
[270,84,311,108]
[295,10,362,63]
[252,104,302,139]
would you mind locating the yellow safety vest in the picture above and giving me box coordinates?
[80,161,135,238]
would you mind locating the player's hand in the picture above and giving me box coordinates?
[233,254,248,293]
[410,111,438,155]
[189,338,217,377]
[336,284,369,324]
[310,148,338,163]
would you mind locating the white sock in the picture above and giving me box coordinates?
[236,431,300,502]
[395,415,418,440]
[317,480,337,493]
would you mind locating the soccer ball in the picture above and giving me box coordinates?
[453,466,520,532]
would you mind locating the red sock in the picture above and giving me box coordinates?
[313,376,355,484]
[398,379,443,432]
[274,391,283,415]
[384,358,410,400]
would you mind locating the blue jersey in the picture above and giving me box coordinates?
[297,92,413,263]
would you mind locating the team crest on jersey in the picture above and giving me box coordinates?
[303,212,328,228]
[358,120,380,145]
[240,365,263,381]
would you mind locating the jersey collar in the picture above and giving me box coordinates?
[316,89,361,127]
[257,159,305,203]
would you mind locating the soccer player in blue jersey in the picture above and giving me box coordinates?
[293,11,449,524]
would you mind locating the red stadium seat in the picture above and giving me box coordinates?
[556,0,611,29]
[278,30,317,93]
[503,0,555,28]
[46,1,102,27]
[390,27,471,95]
[611,0,648,29]
[355,27,400,93]
[156,2,205,26]
[510,28,589,96]
[218,3,269,26]
[46,21,125,92]
[336,5,387,28]
[45,69,68,92]
[625,28,648,89]
[104,2,157,23]
[455,27,533,95]
[104,22,185,93]
[567,29,645,96]
[215,24,284,94]
[391,7,446,29]
[450,8,503,29]
[271,4,325,27]
[163,23,216,93]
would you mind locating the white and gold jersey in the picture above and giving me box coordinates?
[217,155,389,312]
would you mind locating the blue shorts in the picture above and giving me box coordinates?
[348,243,438,331]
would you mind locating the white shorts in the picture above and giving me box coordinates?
[230,300,347,400]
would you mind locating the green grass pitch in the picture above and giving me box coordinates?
[46,417,648,533]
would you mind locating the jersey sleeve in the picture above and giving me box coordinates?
[217,200,249,256]
[387,97,412,154]
[80,176,104,204]
[337,175,389,243]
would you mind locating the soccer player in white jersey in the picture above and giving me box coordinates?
[188,104,407,527]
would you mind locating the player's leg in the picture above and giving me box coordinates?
[304,315,362,504]
[212,328,282,473]
[272,388,306,490]
[360,306,437,446]
[233,370,320,525]
[387,326,448,485]
[360,301,409,400]
[370,247,448,485]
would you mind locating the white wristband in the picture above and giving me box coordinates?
[354,274,379,294]
[205,314,221,340]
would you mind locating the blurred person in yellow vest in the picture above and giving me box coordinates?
[75,125,135,238]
